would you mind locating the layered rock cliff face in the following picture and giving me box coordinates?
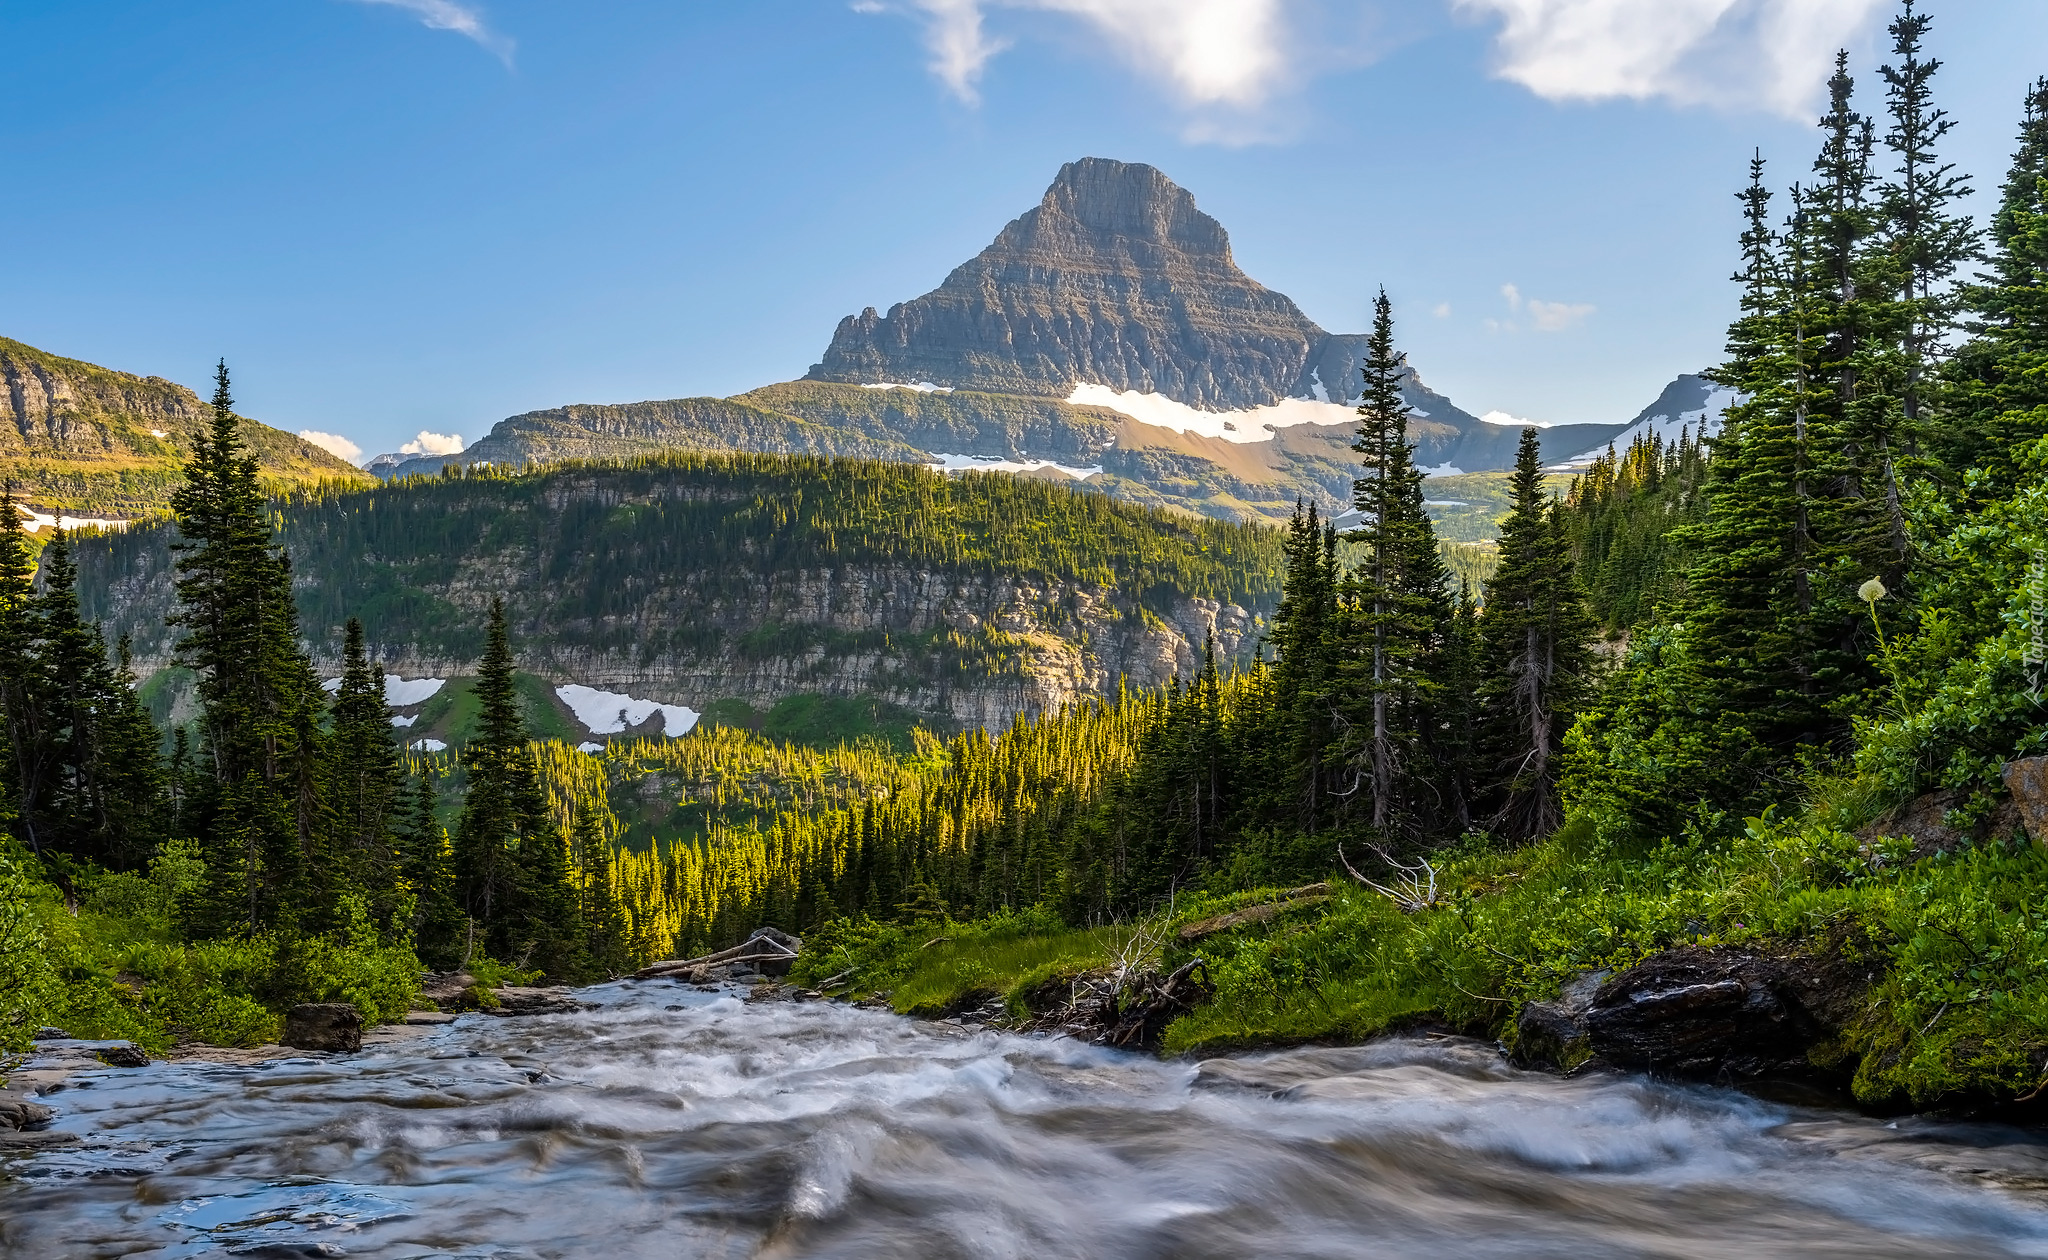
[807,159,1329,410]
[0,336,371,515]
[79,460,1277,735]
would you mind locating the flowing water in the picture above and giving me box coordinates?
[8,983,2048,1258]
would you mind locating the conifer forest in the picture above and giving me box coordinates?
[4,1,2048,1118]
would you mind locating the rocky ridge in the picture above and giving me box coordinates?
[0,335,373,516]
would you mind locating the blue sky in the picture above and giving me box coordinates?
[5,1,2045,461]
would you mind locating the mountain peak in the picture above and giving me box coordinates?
[807,157,1324,410]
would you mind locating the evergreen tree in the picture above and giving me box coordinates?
[572,800,632,978]
[0,490,57,866]
[327,618,404,929]
[169,362,331,937]
[1475,430,1596,841]
[29,534,165,870]
[399,767,463,968]
[1342,289,1453,834]
[451,597,570,966]
[1265,501,1338,833]
[1942,78,2048,501]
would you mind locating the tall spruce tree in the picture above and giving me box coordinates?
[327,618,404,930]
[1265,501,1339,833]
[399,766,463,968]
[169,362,331,936]
[1342,289,1453,834]
[1942,78,2048,500]
[451,597,571,967]
[1476,430,1596,841]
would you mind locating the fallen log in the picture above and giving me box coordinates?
[633,926,801,980]
[1177,883,1331,943]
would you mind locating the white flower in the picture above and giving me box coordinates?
[1858,577,1887,604]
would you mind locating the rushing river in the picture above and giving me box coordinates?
[8,983,2048,1259]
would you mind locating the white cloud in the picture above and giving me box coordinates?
[1450,0,1887,116]
[348,0,515,65]
[400,430,465,457]
[1527,297,1595,331]
[299,430,364,464]
[1490,282,1592,333]
[879,0,1300,111]
[1431,301,1453,318]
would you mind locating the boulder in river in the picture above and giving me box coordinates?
[0,1089,54,1131]
[1517,945,1872,1083]
[283,1003,364,1053]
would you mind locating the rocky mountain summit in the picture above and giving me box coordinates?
[808,158,1329,411]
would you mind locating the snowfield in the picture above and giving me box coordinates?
[555,684,700,737]
[320,675,447,707]
[1068,383,1357,445]
[925,453,1103,480]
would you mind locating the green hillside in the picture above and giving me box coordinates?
[0,335,373,517]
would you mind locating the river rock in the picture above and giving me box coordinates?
[283,1003,363,1053]
[0,1089,54,1131]
[485,987,590,1017]
[30,1027,69,1041]
[1519,946,1872,1083]
[2005,756,2048,845]
[96,1044,149,1068]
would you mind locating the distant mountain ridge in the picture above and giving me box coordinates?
[0,337,372,517]
[368,158,1719,522]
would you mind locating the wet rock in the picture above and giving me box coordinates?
[1517,946,1873,1084]
[402,1010,458,1026]
[2005,756,2048,845]
[96,1045,150,1068]
[1513,971,1609,1070]
[484,987,589,1017]
[283,1003,364,1053]
[419,971,477,1009]
[0,1089,54,1131]
[30,1027,69,1041]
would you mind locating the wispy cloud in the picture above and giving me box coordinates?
[1488,282,1593,333]
[400,430,466,456]
[348,0,515,65]
[299,430,365,464]
[1450,0,1887,116]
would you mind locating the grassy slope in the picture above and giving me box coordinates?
[0,336,373,516]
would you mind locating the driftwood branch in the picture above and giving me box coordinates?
[633,927,800,980]
[1339,841,1440,913]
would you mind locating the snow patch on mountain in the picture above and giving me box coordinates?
[1068,384,1356,445]
[926,453,1102,480]
[16,504,132,535]
[556,684,700,737]
[320,675,447,706]
[1564,376,1737,466]
[862,381,954,394]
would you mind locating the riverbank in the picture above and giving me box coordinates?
[784,793,2048,1118]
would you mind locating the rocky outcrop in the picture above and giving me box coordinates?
[809,159,1329,411]
[1516,946,1873,1082]
[284,1003,364,1052]
[2004,757,2048,845]
[0,335,372,516]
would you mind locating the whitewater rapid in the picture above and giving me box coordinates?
[6,984,2048,1257]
